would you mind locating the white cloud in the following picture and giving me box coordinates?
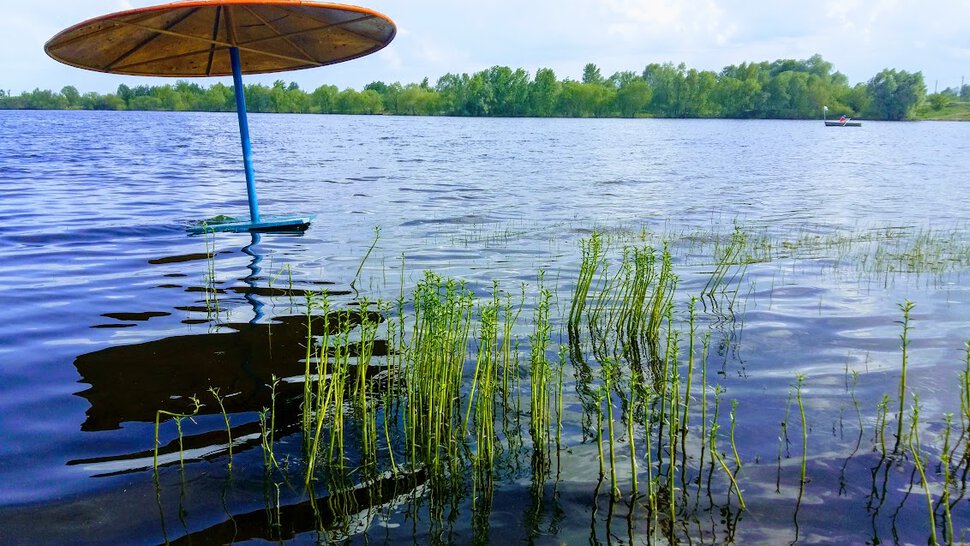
[3,0,968,93]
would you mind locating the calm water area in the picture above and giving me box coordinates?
[1,110,969,544]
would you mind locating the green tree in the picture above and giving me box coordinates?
[436,72,490,116]
[643,62,685,116]
[712,76,762,117]
[528,68,560,117]
[129,95,164,110]
[615,79,651,117]
[483,66,530,116]
[557,81,612,117]
[927,92,950,110]
[116,84,133,107]
[398,83,438,115]
[842,82,870,117]
[23,88,68,109]
[243,84,273,113]
[60,86,80,109]
[582,63,603,85]
[310,84,338,113]
[865,68,926,120]
[679,69,717,117]
[174,80,205,110]
[80,92,125,110]
[200,83,233,111]
[335,88,384,114]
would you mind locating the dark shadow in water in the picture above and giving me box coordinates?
[69,311,388,475]
[74,313,381,432]
[69,233,386,474]
[74,231,371,432]
[160,469,427,546]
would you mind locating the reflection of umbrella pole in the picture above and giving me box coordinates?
[242,232,265,323]
[230,47,261,225]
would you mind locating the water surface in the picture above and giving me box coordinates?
[1,111,968,544]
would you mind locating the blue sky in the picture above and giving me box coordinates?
[3,0,968,94]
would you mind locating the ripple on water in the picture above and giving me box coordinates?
[1,112,969,543]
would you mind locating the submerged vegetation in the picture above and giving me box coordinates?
[3,54,954,120]
[145,223,970,544]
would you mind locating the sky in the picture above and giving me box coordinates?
[2,0,968,95]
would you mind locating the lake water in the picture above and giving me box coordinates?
[1,110,969,545]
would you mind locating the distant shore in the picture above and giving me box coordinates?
[3,54,966,121]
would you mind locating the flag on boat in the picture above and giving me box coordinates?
[823,105,829,111]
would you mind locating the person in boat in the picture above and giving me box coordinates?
[839,114,847,125]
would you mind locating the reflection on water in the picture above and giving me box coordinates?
[163,469,428,545]
[74,314,320,432]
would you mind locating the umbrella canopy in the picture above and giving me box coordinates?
[45,1,396,77]
[45,1,396,233]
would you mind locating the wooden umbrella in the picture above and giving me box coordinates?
[46,1,396,232]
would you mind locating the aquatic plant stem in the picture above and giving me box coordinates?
[941,414,954,544]
[795,374,807,485]
[351,225,380,295]
[152,397,200,472]
[908,394,938,546]
[894,301,915,454]
[208,387,233,471]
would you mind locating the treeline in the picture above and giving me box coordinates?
[2,54,961,121]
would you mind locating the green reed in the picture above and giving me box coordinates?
[258,375,280,472]
[153,396,201,471]
[728,400,742,483]
[647,245,676,363]
[643,395,658,536]
[325,312,352,468]
[962,342,970,433]
[569,231,602,332]
[351,225,381,294]
[596,390,605,481]
[875,393,890,456]
[709,386,746,511]
[626,388,638,498]
[895,301,915,454]
[202,226,221,320]
[795,374,807,485]
[352,301,381,470]
[683,298,698,441]
[908,394,938,546]
[208,387,233,471]
[529,273,553,453]
[501,284,526,456]
[466,288,499,477]
[602,361,620,499]
[301,292,321,449]
[304,301,341,485]
[404,272,473,471]
[155,222,970,543]
[556,347,566,456]
[941,414,954,544]
[697,333,711,501]
[571,234,675,373]
[701,224,747,300]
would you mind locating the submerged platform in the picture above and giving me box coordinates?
[187,215,313,234]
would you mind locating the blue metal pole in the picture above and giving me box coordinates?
[230,46,260,224]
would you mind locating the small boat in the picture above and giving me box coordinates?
[825,118,862,127]
[822,106,862,127]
